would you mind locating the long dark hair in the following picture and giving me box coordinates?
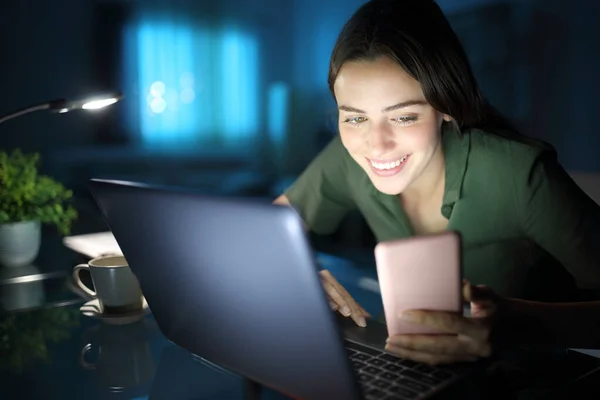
[328,0,520,137]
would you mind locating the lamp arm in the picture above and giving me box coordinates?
[0,103,51,125]
[0,98,70,125]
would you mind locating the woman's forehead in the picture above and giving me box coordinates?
[334,58,425,110]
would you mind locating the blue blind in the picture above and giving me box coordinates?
[125,18,260,148]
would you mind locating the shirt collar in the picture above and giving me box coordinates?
[440,123,471,218]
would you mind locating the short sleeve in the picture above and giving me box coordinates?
[517,148,600,289]
[284,136,357,235]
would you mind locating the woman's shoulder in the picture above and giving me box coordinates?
[467,128,557,169]
[461,128,565,199]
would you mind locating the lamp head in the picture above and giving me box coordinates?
[50,92,123,113]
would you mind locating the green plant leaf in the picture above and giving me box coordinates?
[0,149,78,235]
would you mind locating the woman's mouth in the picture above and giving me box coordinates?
[367,154,411,177]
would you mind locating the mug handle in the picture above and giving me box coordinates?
[79,343,97,370]
[73,264,96,297]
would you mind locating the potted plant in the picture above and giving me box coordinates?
[0,149,78,267]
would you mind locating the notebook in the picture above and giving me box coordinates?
[63,231,123,259]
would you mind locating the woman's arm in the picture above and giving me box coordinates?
[510,147,600,347]
[270,142,369,326]
[516,148,600,290]
[279,136,357,235]
[386,148,600,365]
[384,283,600,366]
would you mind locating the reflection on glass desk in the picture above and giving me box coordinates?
[0,266,85,313]
[0,302,293,400]
[2,300,600,400]
[2,257,600,400]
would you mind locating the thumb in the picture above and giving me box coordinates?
[470,284,497,302]
[468,284,500,318]
[462,280,474,303]
[463,280,497,302]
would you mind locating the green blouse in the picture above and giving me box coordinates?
[284,127,600,299]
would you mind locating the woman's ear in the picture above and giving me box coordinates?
[442,114,453,122]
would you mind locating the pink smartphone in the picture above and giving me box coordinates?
[374,231,463,336]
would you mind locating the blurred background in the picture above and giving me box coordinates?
[0,0,599,251]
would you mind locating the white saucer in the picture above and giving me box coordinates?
[80,298,150,325]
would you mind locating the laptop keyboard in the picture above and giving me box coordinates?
[345,341,456,400]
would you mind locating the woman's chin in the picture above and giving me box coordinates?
[369,177,408,196]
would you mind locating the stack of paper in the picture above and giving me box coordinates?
[63,231,123,259]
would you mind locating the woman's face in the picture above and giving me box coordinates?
[334,56,450,196]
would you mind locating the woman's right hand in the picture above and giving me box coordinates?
[320,269,370,327]
[272,196,370,327]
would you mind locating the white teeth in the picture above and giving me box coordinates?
[370,155,409,170]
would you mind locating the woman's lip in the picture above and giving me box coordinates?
[367,155,410,164]
[367,154,411,177]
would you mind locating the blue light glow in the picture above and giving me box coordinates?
[128,18,260,147]
[268,82,289,145]
[220,27,259,143]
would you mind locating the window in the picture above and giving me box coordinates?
[123,17,260,148]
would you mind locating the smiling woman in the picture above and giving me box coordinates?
[274,0,600,365]
[334,58,448,197]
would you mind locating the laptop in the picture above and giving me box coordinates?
[86,178,478,400]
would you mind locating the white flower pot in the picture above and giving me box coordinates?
[0,220,41,268]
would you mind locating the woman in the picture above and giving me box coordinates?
[275,0,600,365]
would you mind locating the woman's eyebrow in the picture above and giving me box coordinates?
[338,99,428,114]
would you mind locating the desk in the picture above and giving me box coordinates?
[1,238,600,399]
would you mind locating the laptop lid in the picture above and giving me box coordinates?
[88,179,362,400]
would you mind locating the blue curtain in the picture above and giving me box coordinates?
[122,6,261,149]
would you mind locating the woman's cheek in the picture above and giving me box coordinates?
[401,126,438,150]
[339,130,364,154]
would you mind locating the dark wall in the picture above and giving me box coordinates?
[0,0,99,153]
[525,0,600,171]
[287,0,600,173]
[446,0,600,171]
[0,0,598,176]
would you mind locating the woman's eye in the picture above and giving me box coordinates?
[392,116,418,126]
[342,115,417,127]
[343,116,367,125]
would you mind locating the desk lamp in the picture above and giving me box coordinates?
[0,92,123,125]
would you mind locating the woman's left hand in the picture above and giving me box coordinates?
[385,281,504,365]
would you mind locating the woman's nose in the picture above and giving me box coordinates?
[368,126,396,158]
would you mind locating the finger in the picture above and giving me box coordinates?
[384,345,478,366]
[470,301,496,318]
[326,279,365,325]
[323,279,363,325]
[463,281,498,303]
[322,279,349,314]
[470,285,500,318]
[359,306,372,318]
[401,310,487,341]
[321,271,366,327]
[387,334,491,358]
[471,284,494,300]
[328,300,339,311]
[349,311,367,327]
[324,293,338,311]
[345,299,367,327]
[462,281,472,303]
[463,281,494,313]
